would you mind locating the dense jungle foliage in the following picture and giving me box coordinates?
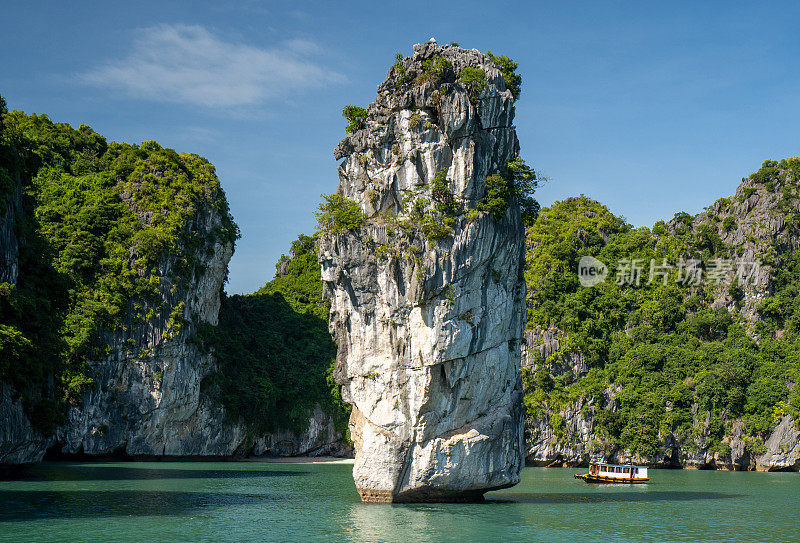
[523,185,800,458]
[205,233,350,437]
[0,99,346,440]
[0,101,237,431]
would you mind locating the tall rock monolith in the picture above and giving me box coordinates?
[320,40,527,502]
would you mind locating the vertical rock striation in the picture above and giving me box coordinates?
[320,41,526,502]
[55,205,241,457]
[0,104,355,466]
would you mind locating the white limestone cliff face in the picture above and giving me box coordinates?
[756,415,800,471]
[54,209,243,457]
[0,172,346,466]
[320,41,526,502]
[53,211,348,460]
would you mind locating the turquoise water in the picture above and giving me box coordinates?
[0,462,797,542]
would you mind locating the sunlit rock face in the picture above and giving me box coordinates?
[320,41,526,502]
[55,209,241,458]
[0,168,347,466]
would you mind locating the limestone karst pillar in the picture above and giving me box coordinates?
[320,41,526,502]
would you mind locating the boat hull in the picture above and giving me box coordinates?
[574,473,649,484]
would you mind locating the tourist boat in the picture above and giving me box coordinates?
[574,462,649,483]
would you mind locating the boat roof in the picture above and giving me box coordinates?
[591,462,645,468]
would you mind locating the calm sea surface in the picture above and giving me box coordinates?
[0,462,797,542]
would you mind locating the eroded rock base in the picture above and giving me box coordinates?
[357,487,488,503]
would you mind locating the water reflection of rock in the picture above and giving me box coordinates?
[346,499,527,542]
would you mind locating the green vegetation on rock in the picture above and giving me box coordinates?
[480,157,540,225]
[263,234,328,320]
[523,183,800,458]
[316,193,367,233]
[204,234,350,436]
[417,55,453,85]
[342,105,368,134]
[458,66,487,103]
[0,104,237,430]
[487,51,522,100]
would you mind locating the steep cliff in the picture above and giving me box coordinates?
[203,235,351,458]
[319,41,529,502]
[522,162,800,471]
[0,101,51,464]
[55,191,240,457]
[0,108,347,465]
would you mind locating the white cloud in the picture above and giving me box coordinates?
[79,24,346,108]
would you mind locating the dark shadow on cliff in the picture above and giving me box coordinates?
[204,288,348,437]
[1,464,306,482]
[485,490,739,504]
[0,490,279,521]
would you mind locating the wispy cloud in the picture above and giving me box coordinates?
[79,24,346,108]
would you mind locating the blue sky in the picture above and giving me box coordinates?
[2,1,799,293]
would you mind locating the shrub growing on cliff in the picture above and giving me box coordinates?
[316,194,367,233]
[479,156,539,223]
[430,169,457,215]
[416,55,453,85]
[480,174,514,219]
[486,51,522,100]
[459,67,487,103]
[342,105,368,133]
[392,53,413,88]
[408,110,422,129]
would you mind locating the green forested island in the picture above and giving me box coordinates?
[0,101,238,431]
[0,98,347,461]
[523,177,800,468]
